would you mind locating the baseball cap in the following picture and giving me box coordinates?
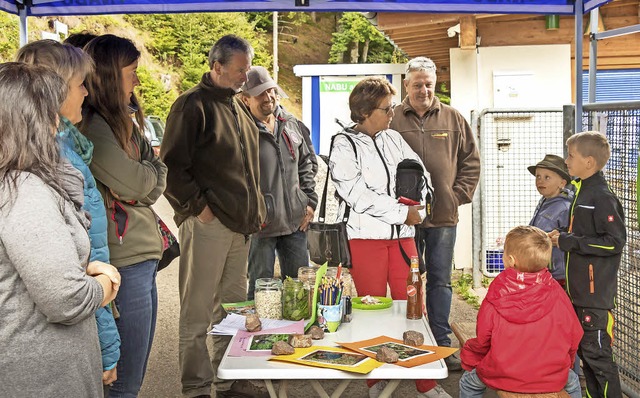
[242,66,288,98]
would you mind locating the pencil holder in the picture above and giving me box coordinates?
[317,302,342,333]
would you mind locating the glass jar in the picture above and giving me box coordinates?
[254,278,282,319]
[282,278,309,321]
[298,266,319,316]
[325,267,356,297]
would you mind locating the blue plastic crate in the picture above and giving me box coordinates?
[485,249,504,274]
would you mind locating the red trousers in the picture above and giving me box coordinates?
[351,238,437,393]
[348,238,417,299]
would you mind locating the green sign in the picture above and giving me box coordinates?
[320,81,359,93]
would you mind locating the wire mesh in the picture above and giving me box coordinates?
[583,108,640,395]
[478,110,564,276]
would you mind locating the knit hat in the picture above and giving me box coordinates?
[241,66,288,98]
[528,154,571,182]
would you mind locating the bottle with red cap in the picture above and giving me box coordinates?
[406,256,422,319]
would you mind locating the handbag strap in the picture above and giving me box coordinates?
[318,132,357,223]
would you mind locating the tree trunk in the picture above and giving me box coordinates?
[360,39,370,63]
[350,41,359,63]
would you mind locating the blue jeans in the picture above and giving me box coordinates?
[415,226,456,346]
[459,368,581,398]
[247,230,309,300]
[109,259,158,398]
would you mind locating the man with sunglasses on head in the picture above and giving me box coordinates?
[390,56,480,371]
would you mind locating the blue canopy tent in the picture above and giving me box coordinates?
[0,0,613,129]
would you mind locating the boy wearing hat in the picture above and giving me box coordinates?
[528,154,573,285]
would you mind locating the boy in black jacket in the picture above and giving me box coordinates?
[549,131,626,398]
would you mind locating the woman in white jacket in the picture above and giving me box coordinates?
[329,76,428,299]
[329,76,447,398]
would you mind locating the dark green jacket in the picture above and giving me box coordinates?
[83,113,166,268]
[162,72,265,234]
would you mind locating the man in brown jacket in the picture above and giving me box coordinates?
[390,57,480,371]
[161,35,267,398]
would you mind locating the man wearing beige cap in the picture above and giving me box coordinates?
[240,66,318,300]
[161,35,267,398]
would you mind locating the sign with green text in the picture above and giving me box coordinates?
[320,80,359,93]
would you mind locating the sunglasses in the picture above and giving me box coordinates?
[376,102,397,116]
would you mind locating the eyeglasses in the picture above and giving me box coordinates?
[406,60,436,75]
[376,103,396,115]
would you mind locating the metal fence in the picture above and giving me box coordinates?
[581,102,640,398]
[472,109,565,277]
[472,104,640,397]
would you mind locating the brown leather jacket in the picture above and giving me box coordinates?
[390,96,480,227]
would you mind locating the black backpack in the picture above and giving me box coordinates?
[396,158,433,218]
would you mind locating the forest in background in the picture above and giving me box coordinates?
[0,11,405,120]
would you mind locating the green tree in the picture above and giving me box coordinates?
[125,13,271,91]
[136,66,177,121]
[329,12,401,64]
[0,14,19,62]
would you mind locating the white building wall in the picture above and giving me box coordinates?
[449,44,571,270]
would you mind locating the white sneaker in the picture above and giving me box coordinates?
[417,384,452,398]
[369,380,389,398]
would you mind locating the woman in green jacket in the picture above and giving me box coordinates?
[79,34,167,398]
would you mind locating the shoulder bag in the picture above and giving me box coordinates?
[307,133,355,268]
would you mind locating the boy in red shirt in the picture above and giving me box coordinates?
[459,226,583,397]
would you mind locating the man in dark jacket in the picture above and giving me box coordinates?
[390,56,480,371]
[240,66,318,300]
[161,35,267,398]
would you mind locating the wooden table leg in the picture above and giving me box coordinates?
[279,379,288,398]
[330,380,352,398]
[310,380,330,398]
[265,380,278,398]
[378,380,401,398]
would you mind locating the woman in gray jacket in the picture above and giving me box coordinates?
[0,63,119,397]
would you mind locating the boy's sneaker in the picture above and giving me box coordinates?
[444,353,462,371]
[417,384,452,398]
[368,380,388,398]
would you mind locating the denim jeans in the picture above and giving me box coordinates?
[415,226,456,346]
[109,259,158,398]
[247,230,309,300]
[459,369,581,398]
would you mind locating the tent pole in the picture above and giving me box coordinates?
[273,11,278,83]
[588,8,598,104]
[18,6,28,47]
[575,0,584,131]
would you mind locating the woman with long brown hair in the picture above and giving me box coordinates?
[79,34,167,398]
[0,62,119,397]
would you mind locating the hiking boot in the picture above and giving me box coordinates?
[444,352,462,371]
[417,384,452,398]
[216,380,269,398]
[368,380,388,398]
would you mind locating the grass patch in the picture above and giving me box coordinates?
[452,272,491,310]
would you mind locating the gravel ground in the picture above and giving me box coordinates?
[140,160,492,397]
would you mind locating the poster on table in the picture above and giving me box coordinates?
[339,336,458,368]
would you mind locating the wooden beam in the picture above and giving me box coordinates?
[459,16,477,50]
[377,13,462,30]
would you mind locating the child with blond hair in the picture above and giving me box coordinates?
[460,226,583,397]
[549,131,626,397]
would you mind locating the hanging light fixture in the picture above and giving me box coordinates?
[545,14,560,30]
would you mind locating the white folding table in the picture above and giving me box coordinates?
[217,300,448,398]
